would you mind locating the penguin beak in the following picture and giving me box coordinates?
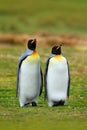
[34,39,36,42]
[31,39,36,44]
[56,43,63,50]
[60,43,63,46]
[56,46,60,50]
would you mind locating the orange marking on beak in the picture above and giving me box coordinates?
[56,46,60,50]
[56,43,63,50]
[31,40,34,44]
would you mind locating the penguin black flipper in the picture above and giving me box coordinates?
[39,68,43,96]
[44,55,54,99]
[16,50,33,97]
[44,58,50,100]
[67,61,70,98]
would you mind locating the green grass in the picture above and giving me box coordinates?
[0,0,87,34]
[0,44,87,130]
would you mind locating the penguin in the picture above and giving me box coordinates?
[16,39,43,107]
[44,44,70,107]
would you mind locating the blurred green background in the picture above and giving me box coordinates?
[0,1,87,130]
[0,0,87,34]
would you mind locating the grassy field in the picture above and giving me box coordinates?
[0,0,87,34]
[0,43,87,130]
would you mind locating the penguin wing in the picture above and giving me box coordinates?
[39,68,43,96]
[16,50,33,97]
[44,55,53,99]
[67,61,70,98]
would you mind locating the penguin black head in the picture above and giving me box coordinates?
[27,39,36,50]
[51,43,62,55]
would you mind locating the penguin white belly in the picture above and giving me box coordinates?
[47,57,68,102]
[19,55,40,106]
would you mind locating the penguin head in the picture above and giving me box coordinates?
[27,39,36,50]
[51,43,62,55]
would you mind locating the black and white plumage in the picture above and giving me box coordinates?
[17,39,43,107]
[44,44,70,107]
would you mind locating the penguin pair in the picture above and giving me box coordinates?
[17,39,70,107]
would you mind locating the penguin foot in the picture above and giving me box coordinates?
[53,100,65,107]
[32,102,37,107]
[24,102,30,107]
[53,102,59,107]
[59,100,65,106]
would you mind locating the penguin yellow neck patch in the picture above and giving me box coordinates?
[54,55,62,59]
[25,50,40,63]
[32,50,39,57]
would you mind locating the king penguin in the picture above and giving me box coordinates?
[44,44,70,107]
[16,39,43,107]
